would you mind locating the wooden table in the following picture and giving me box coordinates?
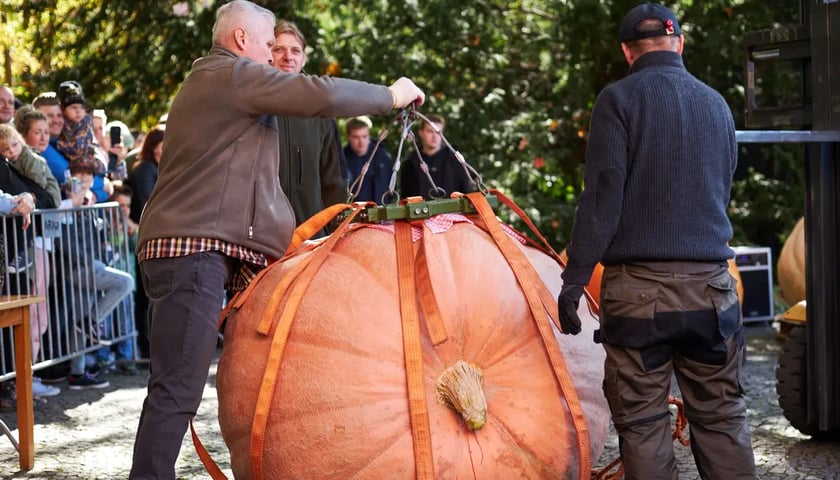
[0,295,43,471]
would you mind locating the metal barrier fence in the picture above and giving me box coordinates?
[0,203,137,382]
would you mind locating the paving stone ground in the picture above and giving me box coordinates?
[0,323,837,479]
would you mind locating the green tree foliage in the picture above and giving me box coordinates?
[0,0,805,250]
[314,0,803,249]
[2,0,219,129]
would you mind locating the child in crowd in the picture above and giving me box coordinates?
[55,81,107,180]
[54,163,131,389]
[0,123,61,206]
[93,185,139,376]
[63,159,98,207]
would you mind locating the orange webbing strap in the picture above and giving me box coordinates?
[414,223,449,346]
[253,205,368,336]
[248,207,367,480]
[287,203,356,253]
[218,205,353,328]
[591,456,624,480]
[590,396,690,479]
[254,252,316,336]
[466,192,591,480]
[221,259,282,323]
[487,189,560,258]
[466,214,582,335]
[218,250,291,329]
[669,395,690,446]
[190,418,229,480]
[219,243,322,331]
[486,188,600,316]
[395,220,436,479]
[219,240,320,333]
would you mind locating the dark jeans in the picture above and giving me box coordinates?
[134,254,150,359]
[129,252,234,480]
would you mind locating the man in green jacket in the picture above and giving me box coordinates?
[129,1,423,478]
[273,20,347,236]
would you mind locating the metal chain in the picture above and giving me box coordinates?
[346,106,488,206]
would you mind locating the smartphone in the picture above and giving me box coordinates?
[109,125,122,146]
[70,177,83,194]
[108,125,122,175]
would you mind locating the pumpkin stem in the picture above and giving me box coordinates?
[436,361,487,430]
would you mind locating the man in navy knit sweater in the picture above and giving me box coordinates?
[558,3,756,479]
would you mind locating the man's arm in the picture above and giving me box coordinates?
[562,88,628,286]
[234,61,391,119]
[231,59,421,119]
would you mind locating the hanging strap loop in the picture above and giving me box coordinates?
[465,191,592,480]
[395,220,436,479]
[248,206,367,480]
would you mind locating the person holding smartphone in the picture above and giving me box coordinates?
[93,109,131,182]
[105,122,129,181]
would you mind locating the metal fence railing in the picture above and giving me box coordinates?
[0,203,137,382]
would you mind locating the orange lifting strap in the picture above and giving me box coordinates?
[194,193,595,480]
[465,192,591,479]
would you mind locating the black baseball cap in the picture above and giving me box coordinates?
[619,3,681,43]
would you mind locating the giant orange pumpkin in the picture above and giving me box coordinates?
[217,207,610,480]
[777,217,805,306]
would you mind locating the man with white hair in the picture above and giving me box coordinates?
[129,1,424,477]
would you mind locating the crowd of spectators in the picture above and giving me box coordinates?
[0,82,166,409]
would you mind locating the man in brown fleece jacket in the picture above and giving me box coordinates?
[129,1,424,478]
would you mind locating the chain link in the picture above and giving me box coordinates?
[346,106,487,205]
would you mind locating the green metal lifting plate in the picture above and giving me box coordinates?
[351,194,499,223]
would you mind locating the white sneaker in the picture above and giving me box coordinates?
[32,377,61,397]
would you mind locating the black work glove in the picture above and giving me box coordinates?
[557,284,584,335]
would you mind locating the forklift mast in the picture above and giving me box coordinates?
[739,0,840,432]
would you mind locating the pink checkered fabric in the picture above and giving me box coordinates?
[358,213,527,244]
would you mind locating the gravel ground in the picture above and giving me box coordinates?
[0,323,838,479]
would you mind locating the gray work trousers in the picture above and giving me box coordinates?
[129,252,234,480]
[599,262,756,480]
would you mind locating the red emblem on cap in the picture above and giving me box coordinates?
[665,18,675,35]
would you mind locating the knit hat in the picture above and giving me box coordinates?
[58,81,85,110]
[619,3,681,43]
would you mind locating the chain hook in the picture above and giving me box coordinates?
[349,105,487,205]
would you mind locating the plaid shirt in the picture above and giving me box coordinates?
[138,237,268,292]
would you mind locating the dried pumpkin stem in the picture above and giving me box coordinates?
[436,360,487,430]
